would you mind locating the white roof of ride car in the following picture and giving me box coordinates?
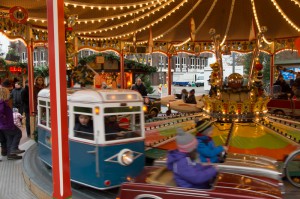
[38,88,143,103]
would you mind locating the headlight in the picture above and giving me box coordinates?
[143,105,147,112]
[118,149,134,166]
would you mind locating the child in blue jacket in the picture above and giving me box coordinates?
[167,128,217,189]
[196,121,228,163]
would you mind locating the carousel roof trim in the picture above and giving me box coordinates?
[0,0,299,54]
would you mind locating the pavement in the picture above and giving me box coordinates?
[0,125,37,199]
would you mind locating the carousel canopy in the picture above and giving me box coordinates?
[0,0,300,53]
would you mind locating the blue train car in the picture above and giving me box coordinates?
[37,88,145,190]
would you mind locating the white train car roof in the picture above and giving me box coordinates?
[38,88,143,103]
[38,88,78,100]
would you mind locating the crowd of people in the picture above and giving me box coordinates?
[0,76,45,161]
[273,73,300,99]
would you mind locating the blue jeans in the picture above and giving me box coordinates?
[2,125,22,155]
[25,111,30,137]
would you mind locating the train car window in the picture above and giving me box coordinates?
[104,113,142,141]
[40,106,47,126]
[73,113,94,140]
[74,106,92,113]
[104,106,141,113]
[48,102,51,126]
[39,100,51,127]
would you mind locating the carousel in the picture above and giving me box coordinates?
[1,0,300,199]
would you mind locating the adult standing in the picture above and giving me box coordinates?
[33,76,46,113]
[10,81,23,116]
[0,87,24,160]
[0,79,12,158]
[21,80,30,137]
[131,77,148,96]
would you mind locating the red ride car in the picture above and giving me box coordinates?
[267,97,300,116]
[117,166,283,199]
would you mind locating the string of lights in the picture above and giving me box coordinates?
[78,0,188,40]
[270,0,300,32]
[174,0,218,47]
[251,0,272,44]
[76,0,175,33]
[27,0,174,27]
[290,0,300,8]
[64,0,163,10]
[220,0,235,46]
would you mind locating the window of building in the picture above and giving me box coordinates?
[196,58,200,69]
[165,57,168,69]
[40,51,46,66]
[21,52,27,63]
[159,56,164,68]
[201,58,205,69]
[33,51,38,67]
[182,57,186,71]
[175,56,180,68]
[191,58,195,69]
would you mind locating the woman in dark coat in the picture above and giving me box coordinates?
[0,87,24,160]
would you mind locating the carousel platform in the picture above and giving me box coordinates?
[22,143,300,199]
[1,138,299,199]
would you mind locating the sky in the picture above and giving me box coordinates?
[0,33,9,56]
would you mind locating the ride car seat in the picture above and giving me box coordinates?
[146,167,176,186]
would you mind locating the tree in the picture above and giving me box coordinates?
[238,52,270,85]
[5,42,20,62]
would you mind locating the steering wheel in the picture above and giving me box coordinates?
[218,151,227,163]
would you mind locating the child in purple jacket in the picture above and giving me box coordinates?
[167,128,218,189]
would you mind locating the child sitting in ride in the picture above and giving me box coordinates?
[195,121,228,163]
[167,128,218,189]
[105,115,127,140]
[74,114,94,140]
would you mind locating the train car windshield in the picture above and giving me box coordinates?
[73,107,94,140]
[104,106,142,141]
